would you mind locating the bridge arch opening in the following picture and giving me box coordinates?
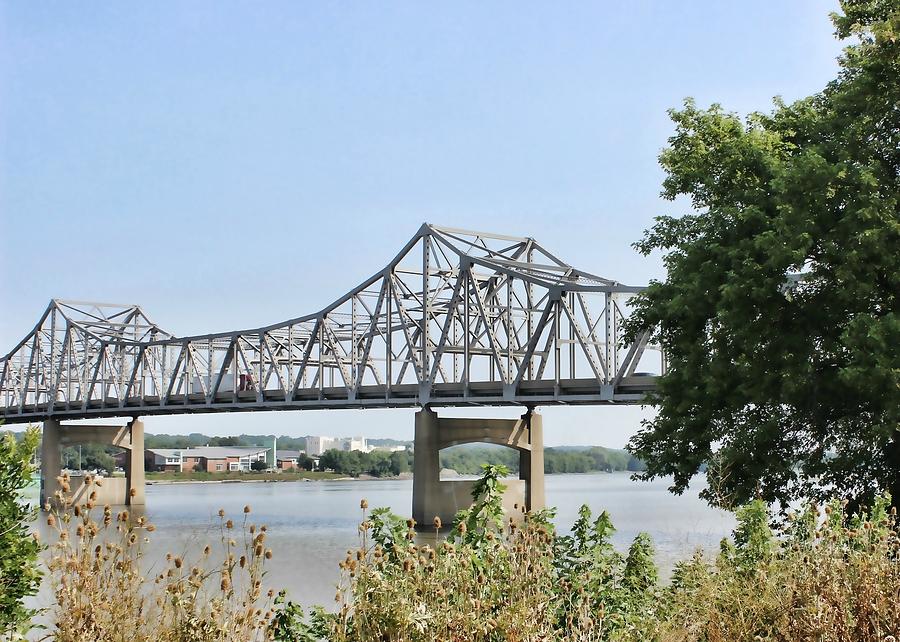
[412,407,544,528]
[438,442,521,481]
[40,418,145,508]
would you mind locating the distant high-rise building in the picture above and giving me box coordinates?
[305,435,369,455]
[343,436,367,453]
[305,435,339,456]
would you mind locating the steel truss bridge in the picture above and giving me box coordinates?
[0,224,661,424]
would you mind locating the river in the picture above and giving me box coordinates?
[29,473,734,610]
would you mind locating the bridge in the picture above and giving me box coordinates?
[1,224,661,520]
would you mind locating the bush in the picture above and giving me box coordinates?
[36,463,900,641]
[269,468,900,642]
[646,495,900,642]
[271,465,662,641]
[45,478,278,642]
[0,426,42,638]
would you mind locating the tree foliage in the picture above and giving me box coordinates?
[625,0,900,510]
[439,444,645,476]
[143,433,308,451]
[0,426,42,637]
[318,448,413,477]
[61,443,117,475]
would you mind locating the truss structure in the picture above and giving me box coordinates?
[0,224,660,423]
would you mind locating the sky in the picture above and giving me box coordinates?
[0,1,843,447]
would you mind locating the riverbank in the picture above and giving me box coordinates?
[145,470,346,483]
[144,469,625,485]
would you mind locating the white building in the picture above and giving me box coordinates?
[370,444,407,453]
[305,435,368,455]
[305,435,339,456]
[342,436,367,453]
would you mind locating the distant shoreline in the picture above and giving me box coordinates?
[144,470,626,486]
[145,471,414,485]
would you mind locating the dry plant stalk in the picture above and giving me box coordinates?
[44,473,277,642]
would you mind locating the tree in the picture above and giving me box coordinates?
[389,450,410,475]
[318,449,344,473]
[296,454,315,471]
[62,443,116,475]
[625,0,899,511]
[0,426,42,637]
[250,459,268,472]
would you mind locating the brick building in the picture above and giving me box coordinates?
[145,446,269,473]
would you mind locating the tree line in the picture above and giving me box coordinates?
[318,448,413,477]
[316,445,645,477]
[144,433,308,451]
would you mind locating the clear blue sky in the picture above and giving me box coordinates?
[0,1,842,446]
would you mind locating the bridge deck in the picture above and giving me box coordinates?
[1,376,656,423]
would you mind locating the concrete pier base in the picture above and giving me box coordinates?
[412,407,544,528]
[40,418,61,508]
[40,417,145,508]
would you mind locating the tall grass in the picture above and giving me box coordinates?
[274,465,667,641]
[39,468,900,641]
[44,472,277,641]
[647,497,900,642]
[272,466,900,642]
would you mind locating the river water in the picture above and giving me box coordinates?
[29,473,735,609]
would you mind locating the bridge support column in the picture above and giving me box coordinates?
[40,418,62,507]
[124,418,145,506]
[412,407,544,529]
[412,408,442,528]
[519,411,544,511]
[40,417,146,508]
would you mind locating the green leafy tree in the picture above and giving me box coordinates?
[0,426,42,637]
[295,453,315,471]
[625,0,900,511]
[61,443,117,475]
[388,450,410,475]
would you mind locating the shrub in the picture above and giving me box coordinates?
[270,464,661,641]
[45,478,278,642]
[641,495,900,642]
[270,468,900,642]
[36,462,900,641]
[0,426,42,638]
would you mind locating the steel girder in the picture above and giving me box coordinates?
[0,224,661,423]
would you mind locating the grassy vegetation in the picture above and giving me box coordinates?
[45,473,277,641]
[0,427,42,638]
[31,466,900,641]
[272,467,900,642]
[439,444,646,475]
[146,469,345,482]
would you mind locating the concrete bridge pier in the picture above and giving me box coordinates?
[40,417,145,508]
[412,407,544,529]
[39,418,62,508]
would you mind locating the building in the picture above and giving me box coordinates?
[305,435,338,456]
[144,448,186,472]
[275,449,306,470]
[305,435,369,456]
[370,444,408,453]
[145,446,269,473]
[342,436,368,452]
